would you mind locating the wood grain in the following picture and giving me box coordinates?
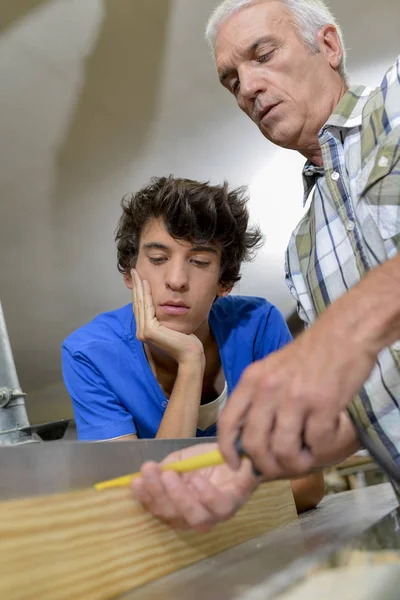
[0,480,297,599]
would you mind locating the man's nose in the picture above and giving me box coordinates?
[238,65,266,106]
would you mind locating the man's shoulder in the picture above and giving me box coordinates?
[363,55,400,125]
[62,304,133,355]
[377,54,399,101]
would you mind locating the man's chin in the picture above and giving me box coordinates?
[259,124,297,149]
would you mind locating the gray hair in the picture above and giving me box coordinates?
[205,0,347,80]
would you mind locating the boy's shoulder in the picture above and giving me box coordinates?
[210,296,291,356]
[62,304,133,355]
[211,295,277,325]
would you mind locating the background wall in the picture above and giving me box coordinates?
[0,0,398,422]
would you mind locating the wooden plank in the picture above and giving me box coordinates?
[0,480,297,600]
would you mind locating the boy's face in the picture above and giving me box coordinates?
[124,218,231,335]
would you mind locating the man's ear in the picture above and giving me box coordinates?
[316,24,343,71]
[123,271,133,290]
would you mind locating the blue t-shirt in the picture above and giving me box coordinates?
[62,296,292,441]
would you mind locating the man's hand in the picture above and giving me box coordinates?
[218,287,374,480]
[131,269,204,366]
[131,443,258,532]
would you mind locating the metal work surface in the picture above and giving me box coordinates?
[0,438,213,500]
[0,301,32,444]
[121,483,399,600]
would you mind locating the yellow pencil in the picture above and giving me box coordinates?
[94,448,226,491]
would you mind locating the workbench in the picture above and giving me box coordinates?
[123,483,400,600]
[0,440,399,599]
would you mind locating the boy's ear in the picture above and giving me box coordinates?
[217,283,233,298]
[123,271,133,290]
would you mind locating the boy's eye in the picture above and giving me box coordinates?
[192,260,210,267]
[149,256,167,264]
[148,256,210,267]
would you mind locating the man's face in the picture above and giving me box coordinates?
[215,0,343,151]
[125,218,230,335]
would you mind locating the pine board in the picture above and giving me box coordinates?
[0,480,297,599]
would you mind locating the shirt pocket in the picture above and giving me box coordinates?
[359,125,400,240]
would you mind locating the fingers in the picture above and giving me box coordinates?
[270,406,314,475]
[187,475,240,524]
[218,363,261,470]
[131,269,138,325]
[132,448,259,532]
[142,279,156,322]
[239,395,280,478]
[131,268,145,336]
[132,463,230,532]
[167,460,256,530]
[304,408,340,451]
[306,411,360,467]
[219,357,315,479]
[132,462,189,529]
[131,270,159,344]
[239,393,314,478]
[160,443,217,466]
[161,472,219,532]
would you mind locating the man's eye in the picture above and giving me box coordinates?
[231,80,240,94]
[149,257,167,264]
[258,50,274,63]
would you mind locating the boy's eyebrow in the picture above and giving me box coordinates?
[190,245,218,255]
[143,242,218,255]
[142,242,169,251]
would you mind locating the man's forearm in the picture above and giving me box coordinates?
[330,253,400,357]
[356,253,400,352]
[300,253,400,461]
[156,360,204,438]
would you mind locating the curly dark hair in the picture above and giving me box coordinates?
[115,175,264,289]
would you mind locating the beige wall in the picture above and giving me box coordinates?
[0,0,399,422]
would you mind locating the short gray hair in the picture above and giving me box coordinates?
[205,0,347,80]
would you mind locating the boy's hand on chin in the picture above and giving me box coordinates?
[131,269,204,366]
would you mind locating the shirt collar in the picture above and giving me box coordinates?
[301,85,372,206]
[322,84,371,131]
[301,163,324,206]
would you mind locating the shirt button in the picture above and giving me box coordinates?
[161,400,168,408]
[346,220,355,231]
[378,156,389,168]
[331,171,340,181]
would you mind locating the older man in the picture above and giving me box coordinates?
[132,0,400,531]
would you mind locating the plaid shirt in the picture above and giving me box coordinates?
[285,55,400,473]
